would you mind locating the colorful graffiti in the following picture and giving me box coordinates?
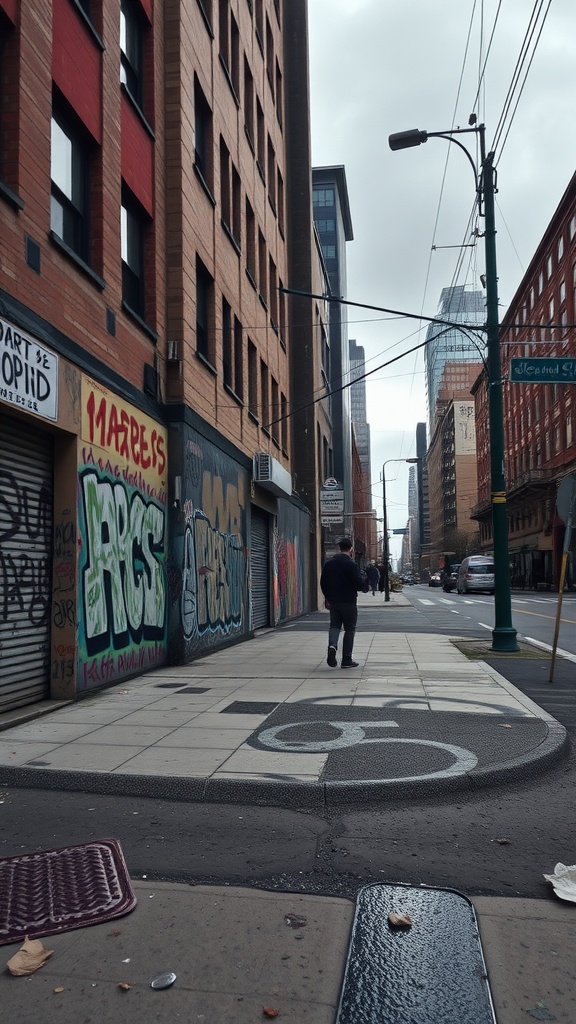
[0,469,52,629]
[168,427,249,659]
[78,377,167,688]
[273,502,309,623]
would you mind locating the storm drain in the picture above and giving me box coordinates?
[336,883,495,1024]
[0,839,137,945]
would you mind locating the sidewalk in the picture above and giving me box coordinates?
[0,592,569,806]
[1,595,574,1023]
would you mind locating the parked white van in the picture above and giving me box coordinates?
[457,556,495,595]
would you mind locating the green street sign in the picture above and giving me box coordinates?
[510,357,576,383]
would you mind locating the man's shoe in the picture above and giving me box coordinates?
[341,659,359,669]
[327,645,337,667]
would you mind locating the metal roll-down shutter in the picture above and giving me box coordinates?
[250,506,270,629]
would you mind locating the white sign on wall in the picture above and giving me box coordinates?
[0,317,58,421]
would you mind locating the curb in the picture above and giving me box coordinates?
[0,719,569,809]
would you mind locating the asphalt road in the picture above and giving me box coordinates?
[3,597,574,904]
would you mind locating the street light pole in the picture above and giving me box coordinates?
[382,458,419,602]
[388,123,518,651]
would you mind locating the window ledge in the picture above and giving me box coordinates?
[218,55,240,108]
[224,382,244,407]
[70,0,104,48]
[120,83,155,139]
[256,161,266,186]
[245,267,257,291]
[196,350,217,376]
[195,0,214,36]
[194,163,217,206]
[248,410,259,426]
[49,232,105,288]
[258,293,268,312]
[244,124,255,154]
[221,219,241,255]
[121,300,158,342]
[0,180,24,211]
[268,194,277,218]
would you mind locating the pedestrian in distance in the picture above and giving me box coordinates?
[367,561,380,596]
[320,537,366,669]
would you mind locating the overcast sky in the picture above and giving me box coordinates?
[308,0,576,559]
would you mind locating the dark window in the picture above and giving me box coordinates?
[243,57,254,145]
[220,137,231,228]
[260,359,269,428]
[121,187,148,318]
[0,12,18,192]
[256,99,265,178]
[246,199,256,282]
[120,0,143,107]
[234,315,243,399]
[248,339,258,418]
[194,77,213,191]
[275,60,282,126]
[266,17,274,94]
[271,377,279,443]
[258,229,267,304]
[196,258,215,363]
[51,109,90,262]
[76,0,91,14]
[222,297,233,388]
[267,136,276,211]
[277,170,284,234]
[230,14,240,96]
[255,0,263,49]
[196,0,213,30]
[232,165,241,246]
[269,256,278,327]
[281,393,288,452]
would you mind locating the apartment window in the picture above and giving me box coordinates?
[281,393,288,452]
[273,0,281,25]
[266,17,274,94]
[538,269,544,296]
[0,12,18,193]
[567,414,573,447]
[269,257,278,328]
[313,187,334,208]
[196,0,213,29]
[322,244,336,260]
[120,0,143,108]
[271,377,279,444]
[570,214,576,241]
[194,78,213,193]
[316,219,335,234]
[51,110,90,262]
[560,279,566,304]
[258,229,267,304]
[248,339,258,418]
[255,0,263,49]
[546,253,553,279]
[256,99,265,178]
[260,359,269,428]
[278,279,286,345]
[267,136,276,210]
[245,198,256,283]
[196,258,215,364]
[219,2,240,98]
[232,166,241,246]
[218,0,229,68]
[558,234,564,261]
[277,170,284,234]
[234,315,243,399]
[244,58,254,147]
[121,187,148,318]
[222,297,232,388]
[220,137,231,229]
[275,60,283,126]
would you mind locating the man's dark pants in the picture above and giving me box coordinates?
[328,602,358,660]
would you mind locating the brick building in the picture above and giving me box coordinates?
[472,171,576,589]
[0,0,315,713]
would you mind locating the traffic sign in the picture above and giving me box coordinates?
[510,357,576,383]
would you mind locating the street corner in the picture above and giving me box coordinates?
[243,703,566,803]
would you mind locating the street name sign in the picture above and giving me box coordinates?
[510,357,576,383]
[321,514,344,526]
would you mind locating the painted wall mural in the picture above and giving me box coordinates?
[77,377,167,688]
[168,425,249,661]
[273,501,309,623]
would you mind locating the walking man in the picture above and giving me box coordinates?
[320,538,366,669]
[367,561,380,596]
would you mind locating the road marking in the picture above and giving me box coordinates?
[417,599,435,605]
[511,607,576,625]
[479,622,492,630]
[524,637,576,663]
[257,720,478,782]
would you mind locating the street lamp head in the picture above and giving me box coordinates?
[388,129,428,151]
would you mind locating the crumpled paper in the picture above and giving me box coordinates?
[7,937,54,976]
[543,863,576,903]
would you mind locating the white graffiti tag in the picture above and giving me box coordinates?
[257,720,479,782]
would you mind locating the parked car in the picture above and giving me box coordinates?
[429,572,442,587]
[457,556,495,594]
[442,563,461,592]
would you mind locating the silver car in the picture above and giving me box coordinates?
[457,557,495,594]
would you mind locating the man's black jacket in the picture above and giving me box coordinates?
[320,553,365,604]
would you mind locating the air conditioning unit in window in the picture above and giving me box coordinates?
[253,452,292,498]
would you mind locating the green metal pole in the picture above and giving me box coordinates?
[480,126,519,651]
[382,469,390,602]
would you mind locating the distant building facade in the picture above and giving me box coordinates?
[426,285,484,430]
